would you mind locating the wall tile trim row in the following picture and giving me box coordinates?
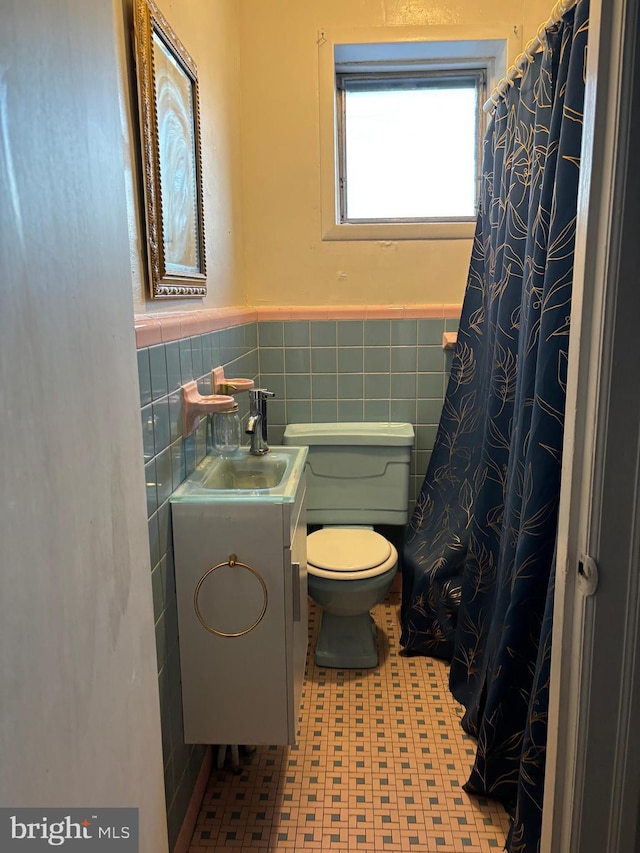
[135,307,259,348]
[135,304,463,348]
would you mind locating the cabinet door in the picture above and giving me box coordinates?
[173,504,290,745]
[285,493,308,743]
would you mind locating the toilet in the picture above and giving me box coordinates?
[283,422,414,668]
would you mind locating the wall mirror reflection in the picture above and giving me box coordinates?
[134,0,207,298]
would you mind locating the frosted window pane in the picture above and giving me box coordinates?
[344,87,477,220]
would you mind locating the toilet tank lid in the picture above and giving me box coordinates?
[283,422,414,446]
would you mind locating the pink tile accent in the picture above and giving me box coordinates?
[326,306,369,319]
[208,314,226,332]
[365,305,405,319]
[404,305,444,319]
[133,308,258,346]
[443,331,458,350]
[202,310,223,332]
[179,313,200,339]
[256,307,293,320]
[309,307,330,319]
[157,314,183,343]
[443,303,463,318]
[289,307,329,320]
[134,315,162,348]
[226,307,258,325]
[194,310,215,335]
[134,304,464,347]
[205,310,221,330]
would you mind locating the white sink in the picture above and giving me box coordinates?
[202,455,288,490]
[170,446,308,503]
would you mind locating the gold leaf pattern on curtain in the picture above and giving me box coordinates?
[400,2,589,850]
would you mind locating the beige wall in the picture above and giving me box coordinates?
[121,0,554,313]
[239,0,552,307]
[121,0,246,314]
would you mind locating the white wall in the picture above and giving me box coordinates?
[0,1,167,849]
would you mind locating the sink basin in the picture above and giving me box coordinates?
[202,456,287,491]
[170,446,308,504]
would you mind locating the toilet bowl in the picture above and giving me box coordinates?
[307,527,398,668]
[283,422,414,669]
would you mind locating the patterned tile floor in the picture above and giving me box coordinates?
[188,593,509,852]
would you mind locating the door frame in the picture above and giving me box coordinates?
[543,0,640,850]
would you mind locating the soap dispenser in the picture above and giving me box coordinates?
[212,402,241,455]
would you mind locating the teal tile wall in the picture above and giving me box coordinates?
[258,318,453,503]
[135,315,456,851]
[137,323,259,852]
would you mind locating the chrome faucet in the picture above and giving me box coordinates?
[246,388,275,455]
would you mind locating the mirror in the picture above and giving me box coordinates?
[134,0,207,298]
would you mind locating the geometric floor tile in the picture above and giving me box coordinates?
[188,594,509,852]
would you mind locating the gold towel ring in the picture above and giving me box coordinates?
[194,553,268,638]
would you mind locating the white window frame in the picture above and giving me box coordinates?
[317,26,516,242]
[336,68,486,225]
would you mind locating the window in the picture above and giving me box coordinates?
[318,31,511,241]
[337,70,485,223]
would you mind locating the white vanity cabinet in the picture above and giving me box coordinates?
[171,453,308,746]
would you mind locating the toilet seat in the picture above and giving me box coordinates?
[307,528,398,581]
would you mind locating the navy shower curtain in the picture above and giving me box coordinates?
[400,3,589,851]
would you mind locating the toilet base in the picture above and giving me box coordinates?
[315,610,378,668]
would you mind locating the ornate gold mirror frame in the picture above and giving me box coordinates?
[134,0,207,298]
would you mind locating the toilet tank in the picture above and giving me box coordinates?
[283,422,414,525]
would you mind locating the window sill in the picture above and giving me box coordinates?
[321,220,476,242]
